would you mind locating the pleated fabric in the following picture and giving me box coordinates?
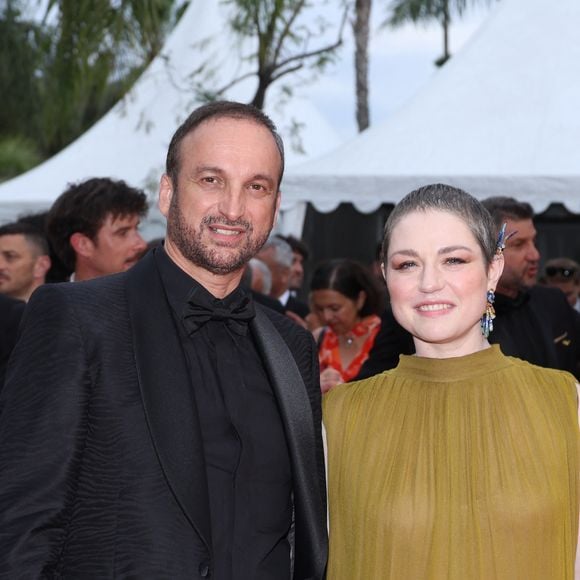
[324,346,579,580]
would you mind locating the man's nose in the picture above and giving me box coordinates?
[218,188,245,221]
[528,243,541,262]
[133,231,147,253]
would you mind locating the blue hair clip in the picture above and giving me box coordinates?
[496,223,507,255]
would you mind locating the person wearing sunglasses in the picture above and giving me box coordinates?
[544,257,580,312]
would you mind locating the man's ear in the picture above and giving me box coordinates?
[158,174,174,218]
[34,255,51,280]
[70,232,95,259]
[488,254,505,290]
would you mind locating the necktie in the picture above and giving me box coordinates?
[182,286,255,336]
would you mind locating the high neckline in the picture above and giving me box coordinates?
[396,344,510,382]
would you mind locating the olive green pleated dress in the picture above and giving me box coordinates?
[323,346,579,580]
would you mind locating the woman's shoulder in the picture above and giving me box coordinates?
[500,354,577,398]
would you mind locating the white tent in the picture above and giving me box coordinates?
[283,0,580,215]
[0,0,341,234]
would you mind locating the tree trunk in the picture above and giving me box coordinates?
[435,0,451,67]
[353,0,371,132]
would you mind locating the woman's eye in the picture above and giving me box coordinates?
[446,257,466,265]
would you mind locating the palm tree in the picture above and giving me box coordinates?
[386,0,495,67]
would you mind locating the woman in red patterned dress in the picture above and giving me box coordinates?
[310,259,384,393]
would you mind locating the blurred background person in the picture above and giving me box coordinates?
[310,259,383,393]
[482,196,580,377]
[543,257,580,312]
[46,177,148,281]
[257,235,309,318]
[0,222,51,302]
[248,257,272,295]
[242,257,285,314]
[16,212,70,283]
[277,234,309,300]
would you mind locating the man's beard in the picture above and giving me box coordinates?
[166,193,273,275]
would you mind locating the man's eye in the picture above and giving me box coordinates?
[250,183,266,191]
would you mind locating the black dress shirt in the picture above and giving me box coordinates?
[156,249,293,580]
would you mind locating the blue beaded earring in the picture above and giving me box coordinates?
[480,223,507,338]
[481,290,496,338]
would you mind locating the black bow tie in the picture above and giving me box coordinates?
[182,286,255,336]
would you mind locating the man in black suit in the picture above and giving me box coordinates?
[0,102,327,579]
[0,294,25,391]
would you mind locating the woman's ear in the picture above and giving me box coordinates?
[488,254,504,291]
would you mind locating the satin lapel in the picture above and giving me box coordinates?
[251,308,327,575]
[125,253,211,548]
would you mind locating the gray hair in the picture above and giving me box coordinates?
[382,183,497,266]
[249,258,273,294]
[261,235,293,269]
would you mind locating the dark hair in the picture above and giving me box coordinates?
[310,259,384,317]
[46,177,148,271]
[277,234,309,261]
[382,183,497,267]
[481,196,534,232]
[0,221,49,256]
[165,100,285,190]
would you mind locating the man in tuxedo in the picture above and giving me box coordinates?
[0,102,327,579]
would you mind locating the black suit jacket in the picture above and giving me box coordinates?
[0,294,25,392]
[0,253,327,579]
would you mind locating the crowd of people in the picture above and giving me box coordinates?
[0,100,579,578]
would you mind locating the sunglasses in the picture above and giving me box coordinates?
[545,266,577,278]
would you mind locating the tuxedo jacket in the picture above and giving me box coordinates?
[0,253,327,579]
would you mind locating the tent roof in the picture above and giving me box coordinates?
[283,0,580,214]
[0,0,341,221]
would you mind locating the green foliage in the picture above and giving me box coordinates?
[0,1,47,140]
[386,0,473,27]
[0,0,185,167]
[0,136,42,182]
